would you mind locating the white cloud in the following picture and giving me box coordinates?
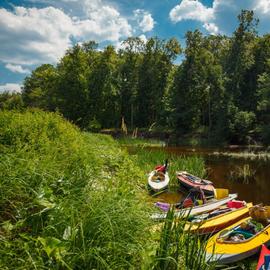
[170,0,270,35]
[76,0,132,41]
[5,64,31,74]
[0,1,132,67]
[0,7,74,65]
[170,0,214,23]
[134,9,155,32]
[139,34,148,44]
[0,83,22,93]
[203,23,219,35]
[254,0,270,14]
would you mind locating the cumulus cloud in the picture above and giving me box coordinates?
[5,64,31,74]
[170,0,270,35]
[76,0,132,41]
[134,9,155,32]
[203,23,219,35]
[0,1,132,67]
[170,0,214,23]
[0,83,22,93]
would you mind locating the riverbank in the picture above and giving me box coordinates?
[0,110,215,270]
[0,111,261,269]
[101,128,269,149]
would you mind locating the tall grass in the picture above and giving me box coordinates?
[0,110,152,269]
[130,147,207,187]
[151,209,216,270]
[228,164,256,184]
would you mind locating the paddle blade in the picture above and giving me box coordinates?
[214,188,229,199]
[256,245,270,270]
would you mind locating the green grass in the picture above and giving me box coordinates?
[129,147,207,187]
[0,110,152,269]
[228,164,256,184]
[118,137,166,147]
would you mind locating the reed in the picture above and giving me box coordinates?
[118,136,165,147]
[151,208,216,270]
[130,147,207,187]
[228,164,256,184]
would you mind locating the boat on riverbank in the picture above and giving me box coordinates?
[151,193,238,220]
[177,171,215,196]
[205,215,270,264]
[148,161,169,192]
[185,201,253,234]
[148,170,170,192]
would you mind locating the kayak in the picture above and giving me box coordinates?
[256,244,270,270]
[185,202,253,234]
[148,171,170,192]
[177,171,215,196]
[151,193,238,220]
[205,217,270,264]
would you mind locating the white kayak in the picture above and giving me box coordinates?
[151,193,238,220]
[148,170,170,192]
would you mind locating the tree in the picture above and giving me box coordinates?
[0,92,24,111]
[137,37,181,127]
[88,45,120,128]
[56,44,90,127]
[22,64,57,110]
[225,10,258,111]
[257,67,270,144]
[118,37,144,128]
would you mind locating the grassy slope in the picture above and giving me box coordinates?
[0,110,152,269]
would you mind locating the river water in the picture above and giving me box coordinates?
[151,146,270,205]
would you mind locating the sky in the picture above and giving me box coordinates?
[1,0,270,93]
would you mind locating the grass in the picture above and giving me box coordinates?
[128,147,207,187]
[118,136,166,147]
[0,110,152,269]
[228,164,256,184]
[212,151,270,161]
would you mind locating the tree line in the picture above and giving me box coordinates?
[1,10,270,145]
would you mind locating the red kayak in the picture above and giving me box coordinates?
[256,245,270,270]
[177,171,215,196]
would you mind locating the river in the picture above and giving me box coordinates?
[150,146,270,205]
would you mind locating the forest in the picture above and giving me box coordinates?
[1,10,270,145]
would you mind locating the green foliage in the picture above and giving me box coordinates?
[0,110,152,269]
[232,111,256,143]
[20,10,270,145]
[0,92,24,111]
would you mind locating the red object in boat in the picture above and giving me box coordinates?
[177,171,215,196]
[227,200,246,209]
[155,165,166,173]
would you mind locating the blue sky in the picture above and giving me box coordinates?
[1,0,270,92]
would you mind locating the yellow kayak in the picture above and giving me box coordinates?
[185,202,253,234]
[205,216,270,264]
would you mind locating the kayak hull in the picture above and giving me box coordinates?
[206,217,270,264]
[185,202,253,235]
[177,171,215,196]
[148,171,169,192]
[151,193,238,220]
